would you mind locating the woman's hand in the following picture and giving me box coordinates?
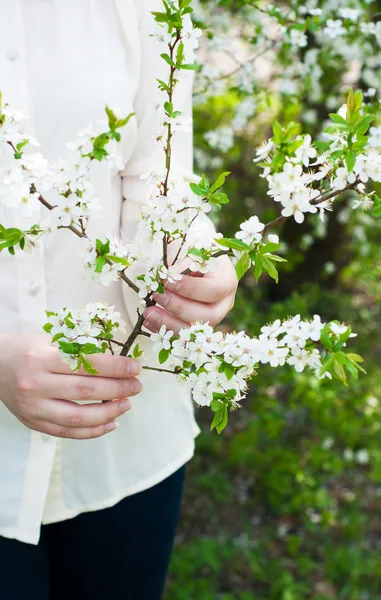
[143,255,238,334]
[0,333,142,440]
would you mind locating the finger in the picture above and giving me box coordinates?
[152,290,226,325]
[37,396,131,428]
[164,260,237,303]
[143,306,188,335]
[36,419,120,440]
[44,350,141,378]
[38,373,142,402]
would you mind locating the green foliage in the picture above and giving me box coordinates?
[167,0,381,597]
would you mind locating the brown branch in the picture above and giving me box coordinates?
[163,235,169,269]
[171,213,198,266]
[99,337,125,348]
[142,366,179,375]
[119,298,156,357]
[194,41,278,97]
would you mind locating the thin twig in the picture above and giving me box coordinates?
[171,213,198,265]
[119,298,156,357]
[142,366,178,375]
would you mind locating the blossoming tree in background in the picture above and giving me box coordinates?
[1,0,380,433]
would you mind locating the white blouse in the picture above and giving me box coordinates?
[0,0,212,545]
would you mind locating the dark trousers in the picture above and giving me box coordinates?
[0,465,185,600]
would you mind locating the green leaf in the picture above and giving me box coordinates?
[115,112,135,129]
[217,237,249,251]
[320,354,334,376]
[42,323,53,334]
[106,254,129,266]
[189,182,206,197]
[333,358,347,384]
[254,256,263,281]
[329,113,350,127]
[159,348,170,364]
[58,341,79,355]
[82,343,103,355]
[51,332,66,343]
[219,362,235,381]
[160,53,176,67]
[371,204,381,218]
[261,255,279,283]
[92,148,108,161]
[157,78,170,92]
[210,404,228,435]
[81,356,98,375]
[210,171,231,194]
[345,150,356,172]
[320,328,333,351]
[105,105,117,130]
[95,256,107,273]
[179,0,193,10]
[133,344,144,359]
[260,242,282,254]
[347,88,356,122]
[180,63,199,70]
[209,191,229,205]
[190,174,209,197]
[346,353,364,363]
[262,252,287,263]
[354,115,373,136]
[235,252,251,280]
[188,247,204,258]
[273,121,283,143]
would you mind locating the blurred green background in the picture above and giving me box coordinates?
[166,1,381,598]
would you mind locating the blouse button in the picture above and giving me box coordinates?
[29,281,41,296]
[5,48,19,62]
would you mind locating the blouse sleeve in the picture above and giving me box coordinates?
[120,0,215,243]
[120,0,216,326]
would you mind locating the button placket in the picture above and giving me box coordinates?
[28,280,41,296]
[5,48,19,61]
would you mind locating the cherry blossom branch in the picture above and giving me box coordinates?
[119,297,156,357]
[40,190,139,293]
[202,181,359,264]
[262,182,358,232]
[116,27,186,355]
[195,41,278,97]
[142,366,179,375]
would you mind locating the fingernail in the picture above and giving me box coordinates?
[120,399,131,413]
[144,312,161,332]
[165,280,182,292]
[105,421,118,432]
[127,360,141,376]
[148,311,161,325]
[158,292,170,306]
[131,380,142,395]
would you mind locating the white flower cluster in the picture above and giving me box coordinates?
[0,103,121,236]
[151,315,342,408]
[45,303,125,369]
[235,215,264,246]
[0,108,46,219]
[267,162,321,224]
[49,125,121,229]
[332,150,381,191]
[84,237,136,286]
[132,173,211,269]
[204,126,235,152]
[0,106,39,147]
[152,9,202,63]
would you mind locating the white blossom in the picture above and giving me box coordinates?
[235,216,264,246]
[151,325,174,353]
[323,19,346,40]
